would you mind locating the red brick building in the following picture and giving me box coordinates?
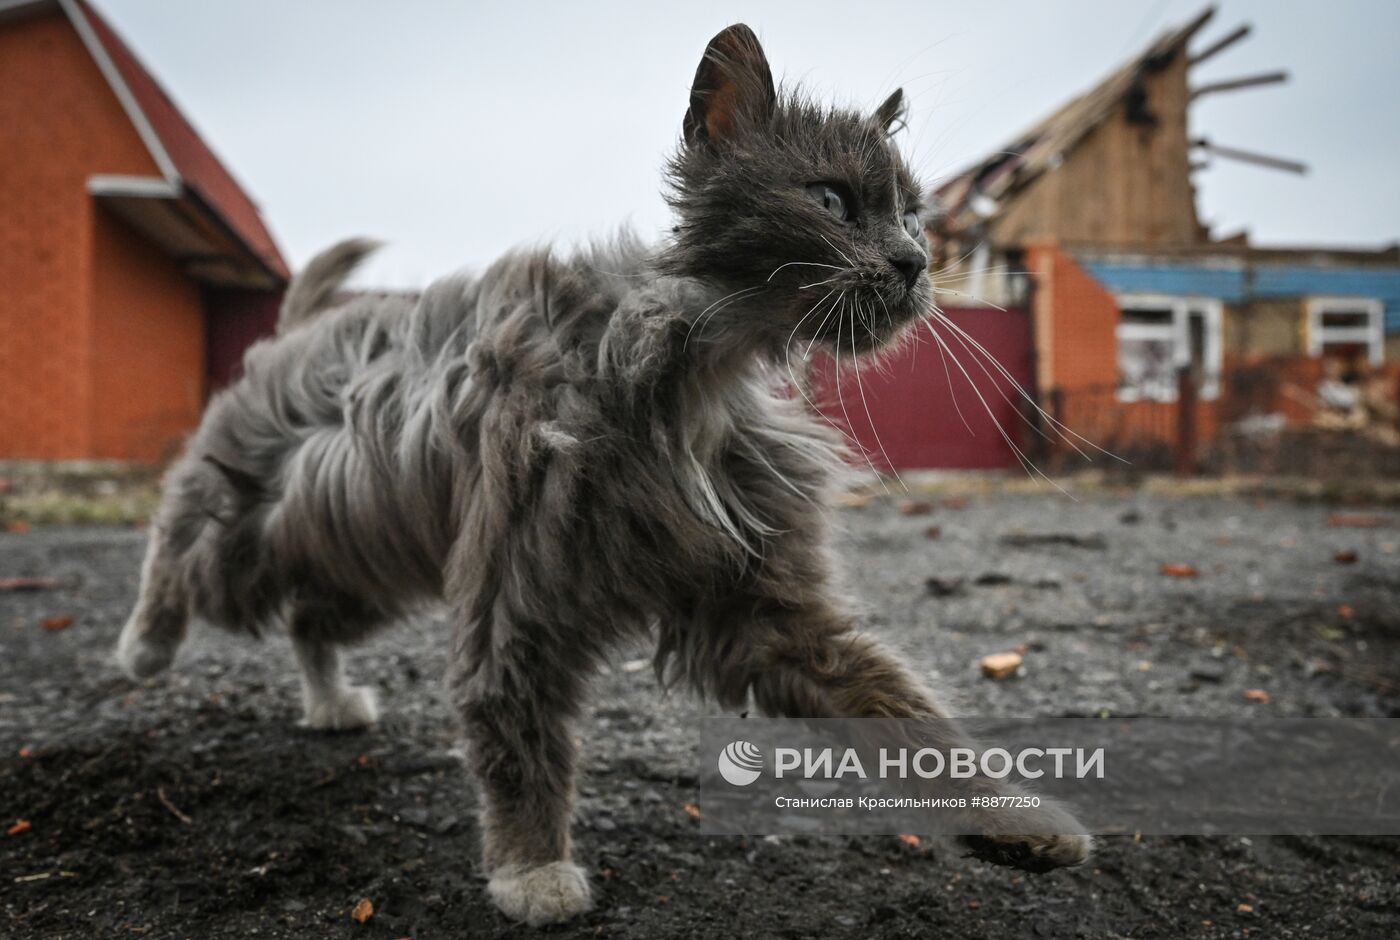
[0,0,286,462]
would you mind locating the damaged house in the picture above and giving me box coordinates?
[825,6,1400,473]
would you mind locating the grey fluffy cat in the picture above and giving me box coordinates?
[116,25,1090,926]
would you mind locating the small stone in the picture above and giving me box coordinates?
[1190,662,1227,683]
[925,576,966,597]
[979,651,1023,680]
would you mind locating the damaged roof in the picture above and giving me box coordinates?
[932,6,1216,236]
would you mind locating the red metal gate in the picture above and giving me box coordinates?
[813,305,1033,470]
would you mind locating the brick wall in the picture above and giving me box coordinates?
[0,9,204,461]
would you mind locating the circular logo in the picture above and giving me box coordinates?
[717,740,763,786]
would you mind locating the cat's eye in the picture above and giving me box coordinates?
[806,183,850,222]
[902,210,923,240]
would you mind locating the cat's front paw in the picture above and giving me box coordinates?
[488,861,592,926]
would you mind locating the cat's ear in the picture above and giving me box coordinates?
[873,88,908,135]
[683,24,776,147]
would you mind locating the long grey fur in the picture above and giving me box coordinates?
[116,23,1090,927]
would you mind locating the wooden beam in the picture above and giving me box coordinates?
[1191,138,1307,174]
[1190,71,1288,100]
[1189,24,1251,66]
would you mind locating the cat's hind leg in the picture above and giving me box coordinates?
[289,598,384,731]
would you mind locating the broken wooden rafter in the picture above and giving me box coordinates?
[1191,138,1307,175]
[1189,70,1288,101]
[1189,24,1251,67]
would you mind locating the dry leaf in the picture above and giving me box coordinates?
[1337,604,1355,620]
[0,577,58,592]
[1327,512,1385,529]
[899,499,933,516]
[924,525,942,539]
[1160,563,1198,579]
[350,897,374,924]
[1243,689,1271,705]
[18,746,32,758]
[1237,903,1254,914]
[979,651,1023,680]
[1333,550,1358,564]
[6,520,30,534]
[682,803,701,820]
[41,615,73,632]
[897,833,920,847]
[8,819,31,836]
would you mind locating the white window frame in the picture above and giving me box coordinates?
[1305,297,1384,366]
[1115,294,1223,402]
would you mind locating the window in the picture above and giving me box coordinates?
[1305,297,1383,366]
[1115,295,1222,401]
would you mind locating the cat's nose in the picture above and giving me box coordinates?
[889,251,926,290]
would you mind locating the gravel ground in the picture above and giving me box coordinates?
[2,491,1398,938]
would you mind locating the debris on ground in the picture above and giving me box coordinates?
[8,819,32,836]
[999,532,1107,551]
[1327,512,1387,529]
[925,576,966,597]
[1190,662,1228,683]
[40,615,73,632]
[899,499,934,516]
[973,572,1013,586]
[350,897,374,924]
[1160,563,1199,578]
[924,526,942,539]
[1243,689,1272,704]
[979,651,1023,680]
[0,577,58,592]
[1333,550,1358,564]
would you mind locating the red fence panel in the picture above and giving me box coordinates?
[812,305,1033,471]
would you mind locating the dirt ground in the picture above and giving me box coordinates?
[2,491,1398,939]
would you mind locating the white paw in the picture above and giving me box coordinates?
[487,861,592,926]
[116,627,176,680]
[300,685,379,730]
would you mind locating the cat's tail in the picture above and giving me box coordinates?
[278,237,383,334]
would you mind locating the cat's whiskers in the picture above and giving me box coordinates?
[830,295,889,493]
[683,284,764,351]
[850,297,905,491]
[925,305,1123,462]
[765,260,843,282]
[917,314,1070,496]
[818,234,856,268]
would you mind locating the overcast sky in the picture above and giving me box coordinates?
[98,0,1400,289]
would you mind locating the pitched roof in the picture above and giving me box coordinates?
[0,0,288,284]
[76,0,288,280]
[932,6,1216,236]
